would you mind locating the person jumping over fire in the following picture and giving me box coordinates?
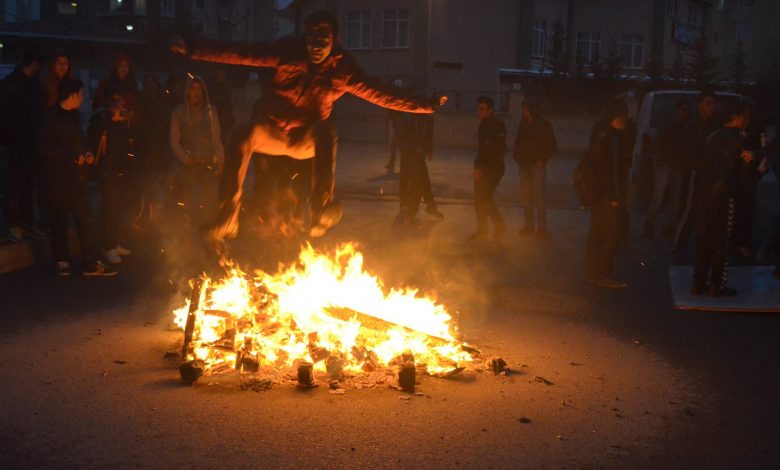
[171,10,447,243]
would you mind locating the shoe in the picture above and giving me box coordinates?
[82,260,118,277]
[593,278,628,288]
[736,246,754,259]
[690,282,709,295]
[22,225,46,240]
[115,245,133,256]
[309,201,343,238]
[7,226,24,242]
[518,226,534,237]
[55,261,71,277]
[105,249,122,264]
[536,229,552,241]
[493,222,507,240]
[425,206,445,219]
[708,286,737,297]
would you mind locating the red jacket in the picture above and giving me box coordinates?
[190,36,434,133]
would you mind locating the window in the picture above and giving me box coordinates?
[531,19,547,58]
[619,34,644,68]
[576,32,601,64]
[4,0,41,22]
[736,0,754,9]
[160,0,174,18]
[687,4,697,26]
[734,22,752,42]
[666,0,677,17]
[382,9,409,48]
[346,10,371,49]
[56,0,77,15]
[110,0,146,15]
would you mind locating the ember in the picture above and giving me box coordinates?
[172,243,477,385]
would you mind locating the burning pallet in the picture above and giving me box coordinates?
[173,244,480,390]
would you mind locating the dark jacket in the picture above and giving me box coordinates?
[589,125,632,202]
[189,36,435,133]
[0,68,42,147]
[654,119,687,169]
[38,105,85,193]
[475,116,507,175]
[92,53,139,113]
[681,115,720,172]
[513,117,557,166]
[702,127,744,197]
[87,108,138,176]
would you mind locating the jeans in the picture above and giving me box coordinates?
[49,183,97,264]
[399,151,434,218]
[474,169,505,236]
[519,161,547,230]
[647,165,684,231]
[587,200,627,280]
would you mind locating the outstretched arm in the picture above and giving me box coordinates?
[172,36,280,68]
[345,60,441,113]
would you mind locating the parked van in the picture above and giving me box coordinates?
[632,90,742,206]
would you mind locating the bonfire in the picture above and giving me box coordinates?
[172,243,478,389]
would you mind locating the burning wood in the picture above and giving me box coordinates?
[172,243,478,385]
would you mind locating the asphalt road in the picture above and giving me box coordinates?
[1,143,778,469]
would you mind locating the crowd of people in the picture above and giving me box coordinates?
[0,47,233,276]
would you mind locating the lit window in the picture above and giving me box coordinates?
[56,1,78,15]
[382,9,409,49]
[619,34,644,68]
[531,19,547,58]
[346,10,372,50]
[576,31,601,64]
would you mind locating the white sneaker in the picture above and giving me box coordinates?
[105,248,122,264]
[8,226,24,242]
[115,245,132,256]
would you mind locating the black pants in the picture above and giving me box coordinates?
[252,154,311,225]
[49,183,96,264]
[587,201,626,280]
[399,151,434,218]
[733,169,758,250]
[474,169,504,236]
[3,142,38,227]
[693,190,734,287]
[100,172,140,249]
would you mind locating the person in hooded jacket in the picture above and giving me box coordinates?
[88,86,140,264]
[169,76,225,228]
[92,53,139,115]
[171,10,446,243]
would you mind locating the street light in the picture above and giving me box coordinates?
[125,24,134,31]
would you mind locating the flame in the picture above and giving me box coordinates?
[173,243,473,377]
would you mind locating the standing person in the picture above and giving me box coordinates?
[385,109,400,173]
[513,98,557,240]
[39,78,116,276]
[586,101,632,288]
[88,87,139,264]
[471,95,507,242]
[43,51,72,109]
[672,91,719,252]
[170,10,446,242]
[136,73,169,227]
[169,76,225,227]
[644,99,692,239]
[0,49,46,242]
[92,53,138,115]
[691,101,754,296]
[732,107,769,258]
[395,109,443,225]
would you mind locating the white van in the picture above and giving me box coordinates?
[632,90,742,205]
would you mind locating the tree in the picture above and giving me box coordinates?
[686,36,717,88]
[544,20,571,77]
[732,41,750,86]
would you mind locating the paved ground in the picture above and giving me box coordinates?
[1,143,779,469]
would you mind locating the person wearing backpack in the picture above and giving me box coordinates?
[586,101,632,288]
